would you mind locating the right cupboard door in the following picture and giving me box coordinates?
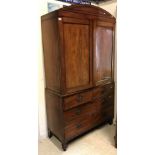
[93,21,114,85]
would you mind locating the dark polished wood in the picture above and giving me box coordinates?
[93,21,114,85]
[63,90,92,110]
[41,17,61,93]
[64,21,90,90]
[45,92,65,142]
[41,4,115,151]
[62,143,67,151]
[48,129,53,138]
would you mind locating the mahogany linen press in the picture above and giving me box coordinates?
[41,4,116,151]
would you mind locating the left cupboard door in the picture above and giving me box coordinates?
[59,17,93,93]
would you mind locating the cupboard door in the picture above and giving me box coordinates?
[62,18,92,92]
[93,21,114,85]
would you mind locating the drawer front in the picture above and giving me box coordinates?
[65,116,93,140]
[64,106,114,140]
[93,83,114,99]
[64,102,96,123]
[63,90,92,110]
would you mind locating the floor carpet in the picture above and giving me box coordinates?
[39,124,117,155]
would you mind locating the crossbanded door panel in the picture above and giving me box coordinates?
[62,18,92,92]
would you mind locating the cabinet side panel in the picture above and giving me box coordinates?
[45,92,64,142]
[41,17,60,91]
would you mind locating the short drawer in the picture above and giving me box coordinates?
[63,90,92,110]
[64,102,96,123]
[93,83,114,99]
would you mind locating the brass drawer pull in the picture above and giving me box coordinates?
[108,95,112,98]
[75,109,81,115]
[77,94,83,102]
[76,124,82,129]
[101,99,105,104]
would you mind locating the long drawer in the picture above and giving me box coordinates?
[63,90,92,110]
[65,116,92,140]
[64,102,96,124]
[64,104,114,140]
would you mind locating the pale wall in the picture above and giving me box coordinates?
[99,0,117,16]
[38,0,117,139]
[38,0,70,139]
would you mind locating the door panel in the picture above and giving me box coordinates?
[94,22,113,85]
[63,21,92,91]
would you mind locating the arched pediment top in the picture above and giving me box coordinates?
[59,4,115,19]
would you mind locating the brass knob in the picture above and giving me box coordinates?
[75,109,81,115]
[77,94,83,102]
[76,124,82,129]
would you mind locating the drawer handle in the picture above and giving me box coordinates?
[75,109,81,115]
[108,95,112,98]
[102,99,105,102]
[99,97,105,102]
[100,90,105,94]
[101,99,105,104]
[76,124,82,129]
[77,95,83,102]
